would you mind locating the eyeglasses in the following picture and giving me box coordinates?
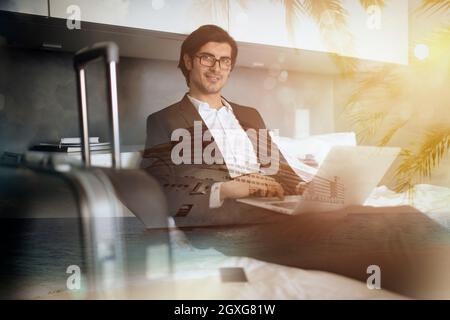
[195,54,232,70]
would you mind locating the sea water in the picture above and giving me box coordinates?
[0,217,172,299]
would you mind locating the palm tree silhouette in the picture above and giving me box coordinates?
[276,0,449,192]
[193,0,449,192]
[341,2,449,191]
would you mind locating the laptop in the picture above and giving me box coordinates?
[237,146,400,215]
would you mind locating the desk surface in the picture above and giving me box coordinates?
[2,207,450,299]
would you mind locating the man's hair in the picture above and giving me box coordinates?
[178,24,238,86]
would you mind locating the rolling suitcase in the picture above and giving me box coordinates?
[73,41,169,230]
[0,42,170,299]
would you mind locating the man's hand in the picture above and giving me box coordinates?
[295,181,309,195]
[220,173,285,201]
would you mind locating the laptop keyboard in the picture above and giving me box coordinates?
[270,202,298,210]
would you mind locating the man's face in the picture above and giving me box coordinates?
[184,42,232,95]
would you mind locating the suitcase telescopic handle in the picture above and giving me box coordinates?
[74,41,119,67]
[74,42,121,169]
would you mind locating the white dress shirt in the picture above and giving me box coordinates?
[187,95,260,208]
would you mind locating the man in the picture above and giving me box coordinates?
[141,25,302,225]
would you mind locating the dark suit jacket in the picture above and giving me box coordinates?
[141,94,299,225]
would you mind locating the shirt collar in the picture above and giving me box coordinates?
[187,94,233,113]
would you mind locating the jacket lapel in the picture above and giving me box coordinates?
[177,93,205,129]
[177,93,225,164]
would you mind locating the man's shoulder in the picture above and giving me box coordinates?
[228,101,264,125]
[228,101,261,117]
[146,97,185,122]
[228,101,257,113]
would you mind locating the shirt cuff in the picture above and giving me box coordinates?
[209,182,224,208]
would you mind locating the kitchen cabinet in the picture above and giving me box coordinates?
[1,0,408,69]
[0,0,48,16]
[50,0,228,34]
[228,0,291,48]
[229,0,408,65]
[340,0,408,64]
[228,0,326,53]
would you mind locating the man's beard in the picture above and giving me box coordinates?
[194,74,224,94]
[201,83,221,94]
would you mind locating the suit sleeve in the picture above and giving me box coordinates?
[140,112,227,218]
[251,109,303,194]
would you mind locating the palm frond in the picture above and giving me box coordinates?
[348,110,387,143]
[329,53,360,77]
[394,126,450,192]
[344,66,401,112]
[274,0,356,75]
[274,0,305,45]
[414,0,450,17]
[359,0,386,10]
[377,118,410,146]
[302,0,348,31]
[420,24,450,63]
[394,149,414,192]
[274,0,349,40]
